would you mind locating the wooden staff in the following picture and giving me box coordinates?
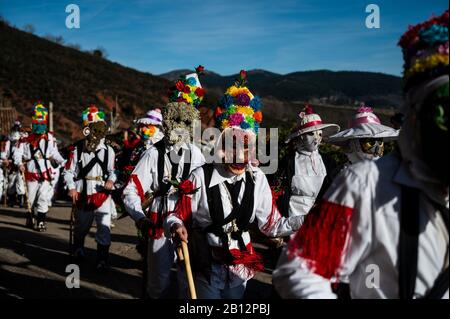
[69,202,77,256]
[2,165,7,207]
[179,241,197,299]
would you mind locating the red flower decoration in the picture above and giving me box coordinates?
[175,80,185,92]
[196,65,205,74]
[215,107,222,118]
[183,85,191,94]
[179,180,195,194]
[195,87,205,97]
[240,70,247,79]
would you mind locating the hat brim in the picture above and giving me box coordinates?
[327,123,399,144]
[285,124,340,144]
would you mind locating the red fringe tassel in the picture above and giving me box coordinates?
[288,200,353,280]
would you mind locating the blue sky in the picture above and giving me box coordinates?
[1,0,448,76]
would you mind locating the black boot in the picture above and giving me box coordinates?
[7,194,15,207]
[96,244,110,272]
[72,237,86,262]
[25,211,35,228]
[36,212,47,232]
[18,195,24,208]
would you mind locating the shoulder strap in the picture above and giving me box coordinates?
[399,186,450,299]
[399,185,421,299]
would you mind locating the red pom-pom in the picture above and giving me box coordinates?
[304,104,314,114]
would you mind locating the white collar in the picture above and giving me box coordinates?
[167,142,190,154]
[209,164,257,188]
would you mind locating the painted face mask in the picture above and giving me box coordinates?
[297,130,322,152]
[345,138,383,163]
[32,123,47,135]
[85,121,108,152]
[419,83,449,184]
[140,125,158,140]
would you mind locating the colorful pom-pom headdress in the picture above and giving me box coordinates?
[167,65,206,108]
[31,103,49,125]
[398,10,448,92]
[82,105,106,127]
[286,104,339,143]
[215,70,263,135]
[328,103,398,144]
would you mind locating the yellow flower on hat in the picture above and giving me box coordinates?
[226,86,239,97]
[221,119,229,130]
[182,93,193,105]
[237,106,254,116]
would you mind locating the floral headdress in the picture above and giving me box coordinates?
[31,103,49,124]
[214,70,263,134]
[167,65,206,108]
[82,104,106,127]
[398,10,448,91]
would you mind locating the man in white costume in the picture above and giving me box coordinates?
[167,70,305,299]
[122,67,206,298]
[64,105,116,271]
[273,10,449,299]
[15,104,66,231]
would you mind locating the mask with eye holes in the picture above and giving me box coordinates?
[296,129,323,152]
[162,102,200,146]
[84,121,108,152]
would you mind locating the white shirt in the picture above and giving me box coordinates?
[63,139,116,195]
[273,154,449,299]
[14,133,65,177]
[165,164,304,288]
[289,150,327,217]
[122,142,205,222]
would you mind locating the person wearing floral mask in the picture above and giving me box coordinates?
[63,105,117,271]
[277,105,340,218]
[274,10,449,299]
[327,103,398,165]
[167,71,305,299]
[0,121,26,208]
[122,67,206,299]
[14,103,66,231]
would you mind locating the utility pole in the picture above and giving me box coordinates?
[49,101,54,132]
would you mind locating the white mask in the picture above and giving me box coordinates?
[296,130,323,152]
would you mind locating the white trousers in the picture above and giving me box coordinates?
[8,171,26,195]
[74,197,113,246]
[27,180,53,213]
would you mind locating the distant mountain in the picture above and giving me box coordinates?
[0,20,401,145]
[0,21,171,143]
[160,69,403,108]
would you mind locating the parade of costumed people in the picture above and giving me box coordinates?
[327,103,398,166]
[122,66,206,299]
[14,103,66,231]
[275,105,339,218]
[0,121,26,208]
[63,105,117,271]
[273,10,449,299]
[166,70,306,299]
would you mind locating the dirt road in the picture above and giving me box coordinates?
[0,203,275,299]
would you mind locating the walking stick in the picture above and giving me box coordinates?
[141,232,149,299]
[69,202,77,256]
[178,240,197,299]
[21,170,34,228]
[2,165,7,207]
